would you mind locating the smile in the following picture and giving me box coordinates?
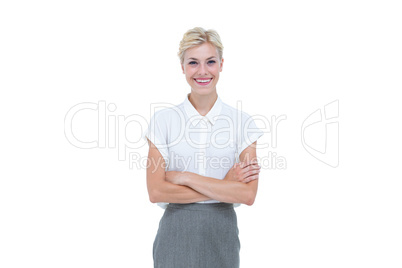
[194,78,212,85]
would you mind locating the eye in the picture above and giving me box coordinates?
[189,61,197,65]
[207,60,216,65]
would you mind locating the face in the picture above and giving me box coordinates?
[181,42,224,96]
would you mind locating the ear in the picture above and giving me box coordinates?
[220,58,224,72]
[181,63,185,74]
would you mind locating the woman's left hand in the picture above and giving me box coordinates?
[165,171,189,185]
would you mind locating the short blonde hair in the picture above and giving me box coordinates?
[178,27,224,64]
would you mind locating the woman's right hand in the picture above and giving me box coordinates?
[223,160,261,183]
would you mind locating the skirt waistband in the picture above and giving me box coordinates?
[167,202,234,211]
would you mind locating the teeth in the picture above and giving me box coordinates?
[196,79,211,83]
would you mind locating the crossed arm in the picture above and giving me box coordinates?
[146,138,261,206]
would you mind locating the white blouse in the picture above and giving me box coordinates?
[143,93,264,209]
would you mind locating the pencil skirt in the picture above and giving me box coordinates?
[153,202,240,268]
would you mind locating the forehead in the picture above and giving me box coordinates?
[184,42,219,60]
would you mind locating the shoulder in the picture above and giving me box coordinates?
[220,101,254,121]
[150,101,186,124]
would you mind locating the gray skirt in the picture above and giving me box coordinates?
[153,202,240,268]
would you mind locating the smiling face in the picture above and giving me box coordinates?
[181,42,224,96]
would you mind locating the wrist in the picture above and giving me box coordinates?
[181,171,192,186]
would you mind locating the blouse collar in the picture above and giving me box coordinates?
[183,93,223,127]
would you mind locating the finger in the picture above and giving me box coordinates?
[240,164,260,176]
[240,159,259,169]
[246,164,261,171]
[242,168,260,179]
[239,160,252,168]
[234,162,241,170]
[242,174,259,183]
[243,168,259,177]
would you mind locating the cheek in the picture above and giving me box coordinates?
[183,70,191,79]
[210,65,220,74]
[186,71,195,79]
[184,67,197,77]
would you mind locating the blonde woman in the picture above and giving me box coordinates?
[144,27,264,268]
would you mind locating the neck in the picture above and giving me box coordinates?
[188,90,218,116]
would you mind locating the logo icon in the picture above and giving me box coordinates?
[301,100,339,167]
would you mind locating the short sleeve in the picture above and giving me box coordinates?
[238,112,264,157]
[143,111,170,209]
[143,111,169,168]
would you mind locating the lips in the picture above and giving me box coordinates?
[194,78,212,85]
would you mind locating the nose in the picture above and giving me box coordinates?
[198,63,208,76]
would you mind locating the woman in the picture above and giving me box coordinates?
[144,27,264,268]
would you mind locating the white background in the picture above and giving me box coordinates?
[1,0,401,267]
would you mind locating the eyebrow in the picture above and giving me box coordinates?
[187,56,217,61]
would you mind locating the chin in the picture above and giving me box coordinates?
[191,83,217,94]
[192,87,215,96]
